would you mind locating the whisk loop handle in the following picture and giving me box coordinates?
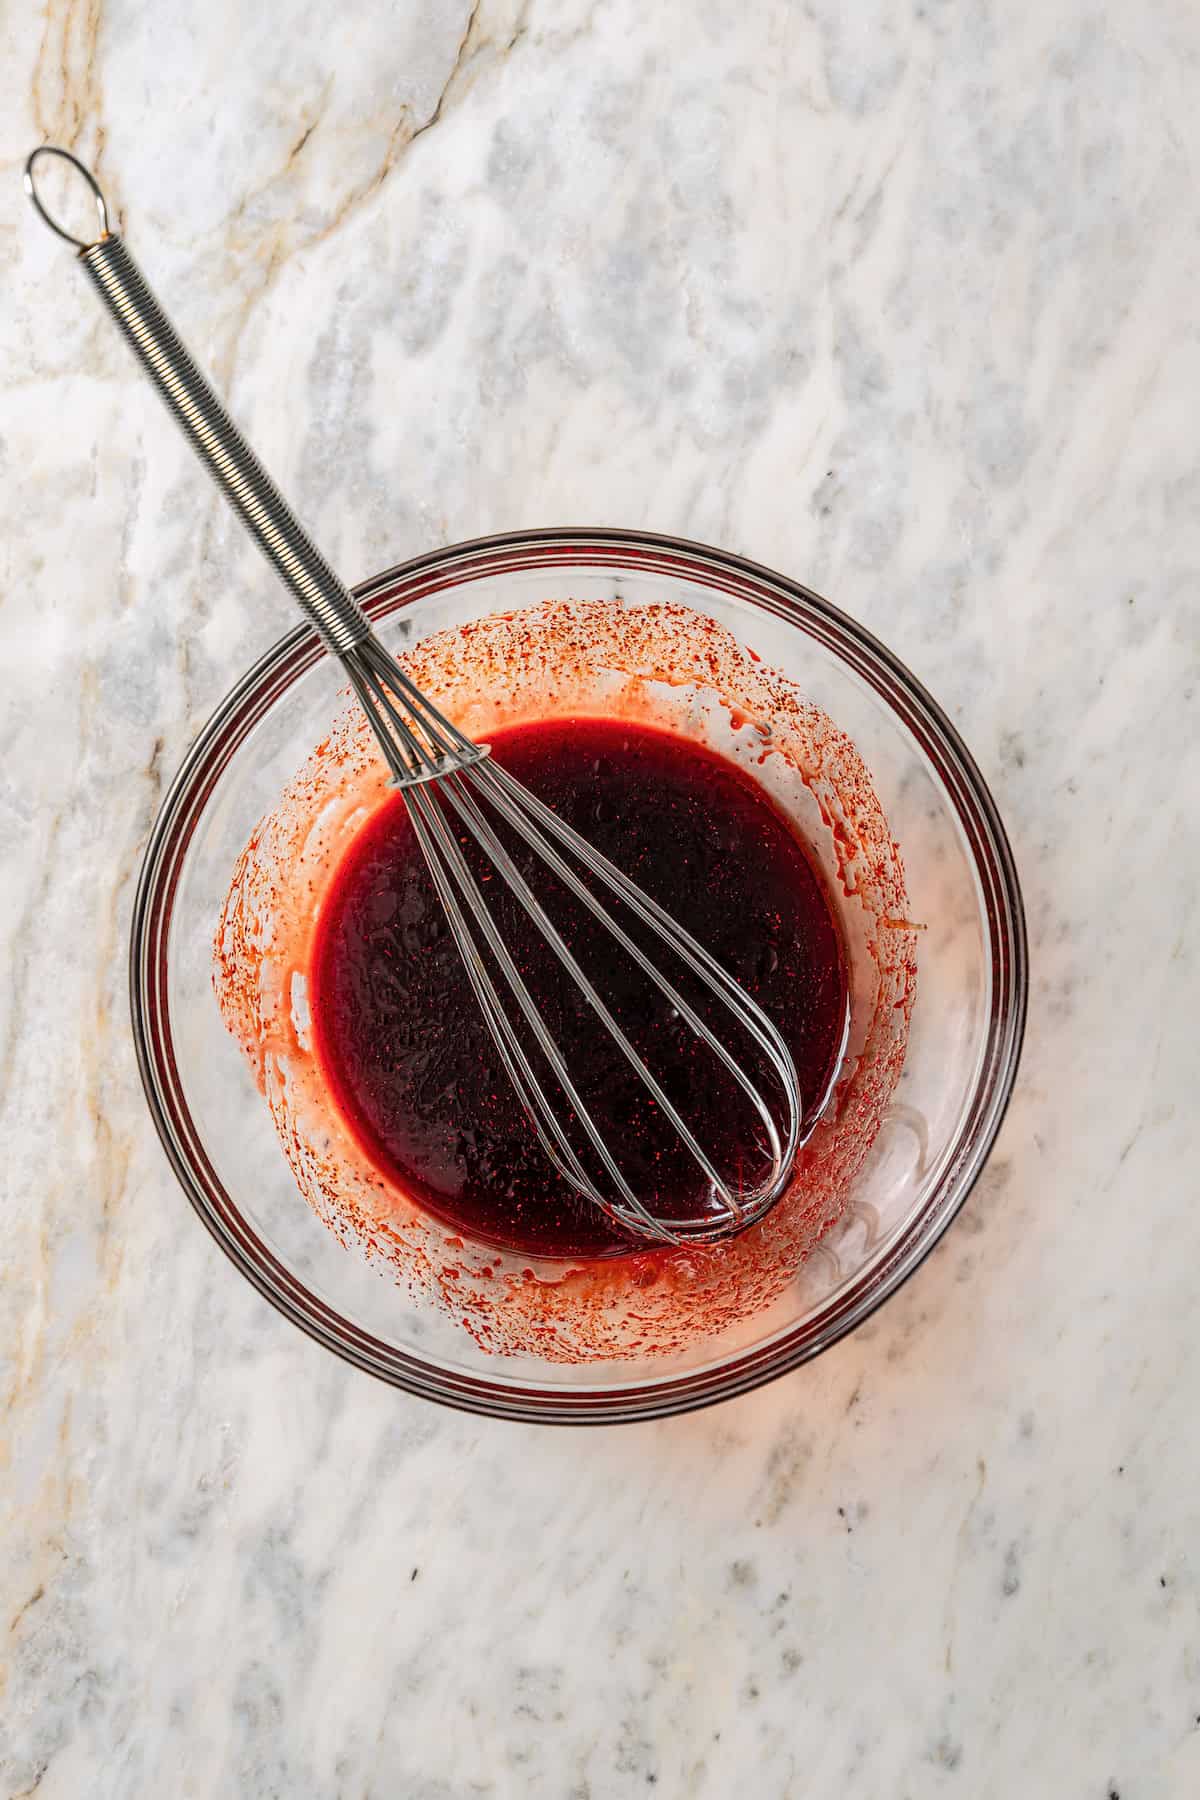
[24,145,370,659]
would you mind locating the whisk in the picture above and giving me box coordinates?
[25,145,802,1246]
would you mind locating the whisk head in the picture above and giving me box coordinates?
[342,634,804,1246]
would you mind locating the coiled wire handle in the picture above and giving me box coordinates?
[24,145,370,657]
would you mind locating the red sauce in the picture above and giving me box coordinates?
[309,717,848,1259]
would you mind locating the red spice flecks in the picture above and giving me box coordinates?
[212,598,917,1361]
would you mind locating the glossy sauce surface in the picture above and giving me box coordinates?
[310,718,848,1257]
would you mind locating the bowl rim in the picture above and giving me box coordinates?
[129,526,1028,1424]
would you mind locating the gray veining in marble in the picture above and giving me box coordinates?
[3,0,1200,1794]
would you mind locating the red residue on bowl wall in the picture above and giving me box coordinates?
[213,599,917,1362]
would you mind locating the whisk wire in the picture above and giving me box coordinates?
[346,646,674,1236]
[346,634,804,1241]
[346,639,491,787]
[441,774,744,1223]
[406,781,670,1241]
[401,793,595,1194]
[485,761,800,1090]
[474,760,796,1163]
[356,635,487,782]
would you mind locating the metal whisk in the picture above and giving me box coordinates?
[25,146,802,1246]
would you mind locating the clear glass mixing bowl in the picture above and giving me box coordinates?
[130,529,1027,1423]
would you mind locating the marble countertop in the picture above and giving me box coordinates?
[4,0,1199,1793]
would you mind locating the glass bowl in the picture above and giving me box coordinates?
[131,529,1027,1423]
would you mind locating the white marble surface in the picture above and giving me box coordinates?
[3,0,1199,1792]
